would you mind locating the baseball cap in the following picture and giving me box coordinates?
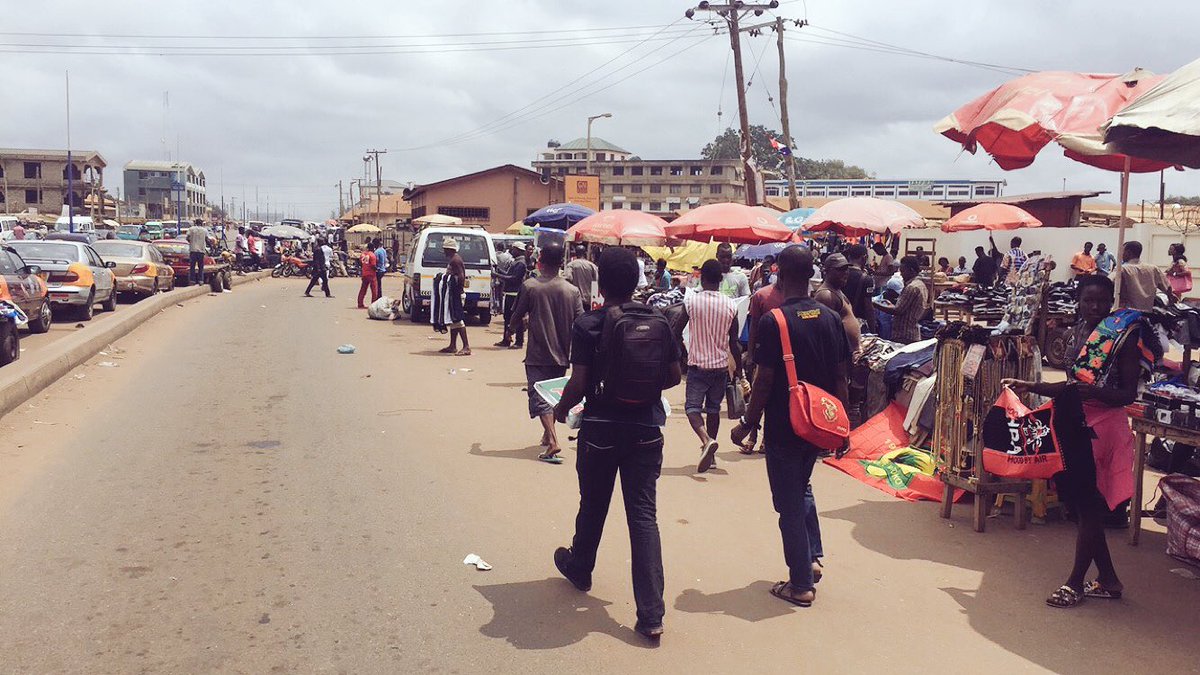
[824,253,850,269]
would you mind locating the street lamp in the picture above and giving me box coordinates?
[585,112,612,176]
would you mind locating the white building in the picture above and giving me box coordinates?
[764,178,1005,201]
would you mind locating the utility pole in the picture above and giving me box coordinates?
[774,17,805,210]
[366,149,387,227]
[337,180,345,217]
[1159,169,1166,220]
[687,2,779,207]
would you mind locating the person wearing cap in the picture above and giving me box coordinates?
[438,238,472,356]
[563,245,599,308]
[814,253,861,352]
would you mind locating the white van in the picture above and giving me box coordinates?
[402,226,495,325]
[0,216,18,240]
[53,215,96,236]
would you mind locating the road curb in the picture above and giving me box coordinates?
[0,270,273,419]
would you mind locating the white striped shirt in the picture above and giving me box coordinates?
[685,289,737,370]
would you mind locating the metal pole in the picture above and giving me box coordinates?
[586,120,593,176]
[1160,169,1166,220]
[1113,156,1132,304]
[66,71,74,233]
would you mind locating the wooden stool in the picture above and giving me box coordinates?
[941,474,1032,532]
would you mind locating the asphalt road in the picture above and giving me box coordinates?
[1,276,1196,674]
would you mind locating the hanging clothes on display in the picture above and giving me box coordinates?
[430,272,464,334]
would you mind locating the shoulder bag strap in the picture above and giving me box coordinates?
[770,307,802,392]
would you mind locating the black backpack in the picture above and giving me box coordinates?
[593,303,673,408]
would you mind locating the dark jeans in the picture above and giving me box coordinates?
[502,292,524,345]
[188,251,205,285]
[305,268,330,297]
[765,442,820,591]
[376,271,386,295]
[570,421,665,625]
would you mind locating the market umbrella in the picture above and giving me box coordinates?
[261,224,309,240]
[1102,57,1200,169]
[505,221,534,235]
[566,210,667,246]
[801,197,925,237]
[936,67,1174,294]
[779,207,816,229]
[347,223,381,233]
[940,203,1043,232]
[413,214,463,226]
[664,202,791,244]
[734,242,796,260]
[523,203,595,230]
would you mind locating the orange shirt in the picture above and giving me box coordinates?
[1071,252,1096,275]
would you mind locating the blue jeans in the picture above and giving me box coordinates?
[765,443,823,590]
[570,421,665,625]
[188,251,205,285]
[685,366,728,415]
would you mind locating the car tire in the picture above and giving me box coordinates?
[476,309,492,327]
[28,300,52,334]
[0,320,17,366]
[101,286,117,312]
[222,269,232,290]
[78,289,95,321]
[209,273,223,293]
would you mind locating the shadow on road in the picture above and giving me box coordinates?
[468,442,554,463]
[485,382,528,389]
[474,578,651,649]
[674,581,796,622]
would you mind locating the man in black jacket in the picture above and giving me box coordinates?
[304,238,331,298]
[494,243,527,348]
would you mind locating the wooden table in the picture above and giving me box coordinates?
[1129,417,1200,545]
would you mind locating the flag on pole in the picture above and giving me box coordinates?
[770,137,792,156]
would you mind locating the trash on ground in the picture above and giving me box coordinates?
[1171,567,1199,580]
[337,344,356,354]
[75,323,84,328]
[97,361,118,368]
[176,303,184,307]
[448,368,457,375]
[73,374,86,380]
[459,368,473,373]
[463,554,493,571]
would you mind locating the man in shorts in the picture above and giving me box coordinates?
[684,259,742,473]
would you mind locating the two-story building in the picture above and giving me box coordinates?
[0,148,106,216]
[123,160,208,220]
[530,137,743,217]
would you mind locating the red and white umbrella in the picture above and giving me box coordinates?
[941,203,1042,233]
[565,210,668,247]
[801,197,925,238]
[663,202,791,244]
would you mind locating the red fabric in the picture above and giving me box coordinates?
[565,210,668,246]
[824,404,953,503]
[941,203,1043,232]
[664,203,791,244]
[359,250,377,278]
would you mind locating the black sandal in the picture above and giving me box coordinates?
[1083,580,1123,599]
[1046,585,1083,608]
[770,581,814,607]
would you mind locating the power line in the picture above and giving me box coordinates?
[797,25,1035,74]
[0,23,692,40]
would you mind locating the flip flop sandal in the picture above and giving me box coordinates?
[538,453,564,464]
[1046,585,1083,608]
[1083,580,1122,599]
[812,561,824,585]
[769,581,813,608]
[739,445,756,455]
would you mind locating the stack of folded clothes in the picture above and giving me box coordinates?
[1044,281,1078,315]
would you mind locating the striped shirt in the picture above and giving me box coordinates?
[1007,247,1027,273]
[685,289,737,369]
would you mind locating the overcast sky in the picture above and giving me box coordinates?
[4,0,1199,219]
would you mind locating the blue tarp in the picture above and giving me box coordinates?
[523,203,595,230]
[734,242,803,261]
[780,207,816,229]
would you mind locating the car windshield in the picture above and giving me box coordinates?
[117,225,140,234]
[153,242,189,255]
[94,242,145,258]
[421,233,491,269]
[9,242,79,263]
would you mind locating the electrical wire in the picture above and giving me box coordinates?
[800,24,1036,74]
[0,23,693,40]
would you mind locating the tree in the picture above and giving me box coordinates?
[1166,194,1200,206]
[700,125,871,179]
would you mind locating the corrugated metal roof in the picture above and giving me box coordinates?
[554,137,629,153]
[123,160,196,171]
[937,190,1106,206]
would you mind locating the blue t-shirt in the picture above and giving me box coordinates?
[374,247,388,273]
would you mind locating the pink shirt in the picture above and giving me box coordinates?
[684,289,737,370]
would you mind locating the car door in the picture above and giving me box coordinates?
[148,245,170,286]
[0,249,30,313]
[85,245,114,298]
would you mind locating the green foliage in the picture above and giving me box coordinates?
[1166,195,1200,206]
[700,125,871,179]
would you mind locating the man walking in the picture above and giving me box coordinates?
[564,245,599,308]
[716,242,751,298]
[438,239,471,356]
[1071,241,1097,278]
[357,240,379,309]
[1094,242,1117,277]
[874,256,926,344]
[493,243,528,349]
[731,246,850,608]
[552,247,681,641]
[304,238,331,298]
[374,239,389,296]
[186,218,208,285]
[507,243,583,462]
[684,259,742,473]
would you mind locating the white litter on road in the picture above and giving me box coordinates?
[1171,567,1199,580]
[463,554,492,571]
[97,362,118,368]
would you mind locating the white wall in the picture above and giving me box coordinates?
[897,223,1198,283]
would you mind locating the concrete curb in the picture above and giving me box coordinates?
[0,270,273,419]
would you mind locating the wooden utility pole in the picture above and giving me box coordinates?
[687,2,780,207]
[775,17,801,210]
[337,180,345,217]
[366,149,387,227]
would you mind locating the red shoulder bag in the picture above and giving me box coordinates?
[770,307,850,450]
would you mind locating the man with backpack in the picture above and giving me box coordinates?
[684,259,742,473]
[731,246,850,609]
[552,247,681,641]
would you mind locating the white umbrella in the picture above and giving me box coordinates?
[261,224,309,240]
[413,214,463,226]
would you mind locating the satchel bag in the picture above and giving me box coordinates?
[981,387,1066,479]
[769,308,850,450]
[725,376,747,419]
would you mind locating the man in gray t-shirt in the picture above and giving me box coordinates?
[186,219,209,285]
[563,246,598,308]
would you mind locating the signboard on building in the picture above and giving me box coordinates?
[565,175,600,212]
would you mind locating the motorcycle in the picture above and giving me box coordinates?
[271,254,311,278]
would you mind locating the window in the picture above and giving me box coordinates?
[63,164,81,180]
[612,166,625,176]
[630,184,644,194]
[25,189,40,204]
[690,166,703,176]
[669,185,681,195]
[874,188,895,197]
[829,189,848,196]
[631,166,643,176]
[557,168,567,175]
[670,166,683,176]
[0,165,4,178]
[420,232,491,269]
[137,187,146,196]
[690,185,703,194]
[611,201,623,209]
[709,185,723,194]
[975,186,996,196]
[650,185,662,194]
[611,184,624,193]
[947,189,970,197]
[23,162,40,179]
[711,166,724,175]
[650,166,663,176]
[648,201,661,211]
[85,247,104,268]
[898,189,917,197]
[851,188,871,196]
[438,206,490,221]
[630,201,643,210]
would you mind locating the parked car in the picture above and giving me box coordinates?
[402,226,495,325]
[0,300,19,366]
[92,240,176,297]
[151,239,231,293]
[115,224,143,240]
[0,245,52,332]
[7,240,117,320]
